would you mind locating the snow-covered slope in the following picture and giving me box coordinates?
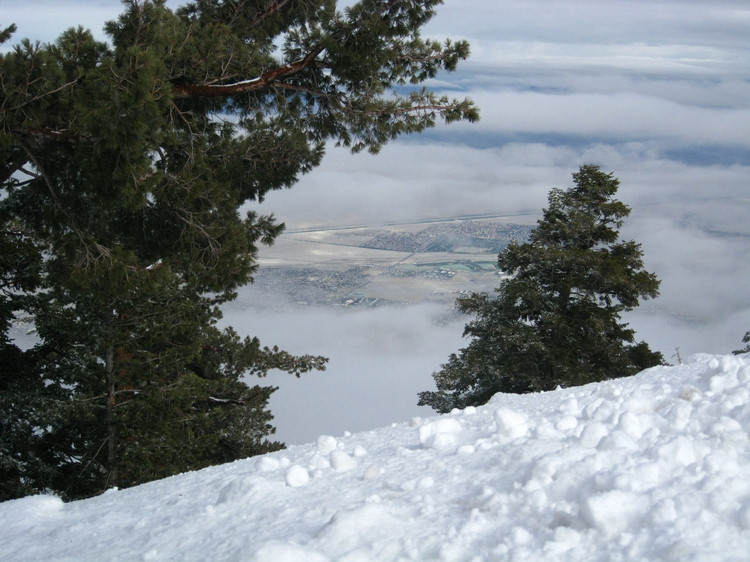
[2,354,750,561]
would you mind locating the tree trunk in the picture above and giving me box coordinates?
[104,310,118,489]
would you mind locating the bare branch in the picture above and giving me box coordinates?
[3,75,83,114]
[171,45,325,99]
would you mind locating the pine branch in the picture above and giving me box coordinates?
[12,126,85,143]
[2,75,83,114]
[248,0,294,29]
[15,135,112,268]
[171,45,325,99]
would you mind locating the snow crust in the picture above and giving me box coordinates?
[2,353,750,561]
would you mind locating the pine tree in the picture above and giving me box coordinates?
[733,332,750,355]
[1,0,477,499]
[419,165,663,413]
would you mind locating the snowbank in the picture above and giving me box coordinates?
[2,354,750,561]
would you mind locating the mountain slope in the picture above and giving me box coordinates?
[2,353,750,561]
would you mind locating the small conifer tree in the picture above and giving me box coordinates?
[419,165,663,413]
[733,332,750,355]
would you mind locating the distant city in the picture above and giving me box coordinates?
[249,219,533,308]
[360,221,532,253]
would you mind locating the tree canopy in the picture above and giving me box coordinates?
[419,165,663,413]
[0,0,477,500]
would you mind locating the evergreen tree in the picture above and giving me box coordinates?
[419,166,663,413]
[733,332,750,355]
[1,0,477,499]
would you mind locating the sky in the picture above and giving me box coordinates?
[3,353,750,561]
[3,0,750,444]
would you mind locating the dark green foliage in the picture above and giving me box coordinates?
[734,332,750,355]
[1,0,475,499]
[419,166,664,413]
[0,219,49,501]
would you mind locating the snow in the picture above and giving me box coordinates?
[2,353,750,561]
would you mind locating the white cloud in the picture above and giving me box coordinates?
[220,301,466,444]
[430,0,750,52]
[625,216,750,320]
[435,90,750,149]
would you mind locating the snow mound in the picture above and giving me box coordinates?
[2,353,750,561]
